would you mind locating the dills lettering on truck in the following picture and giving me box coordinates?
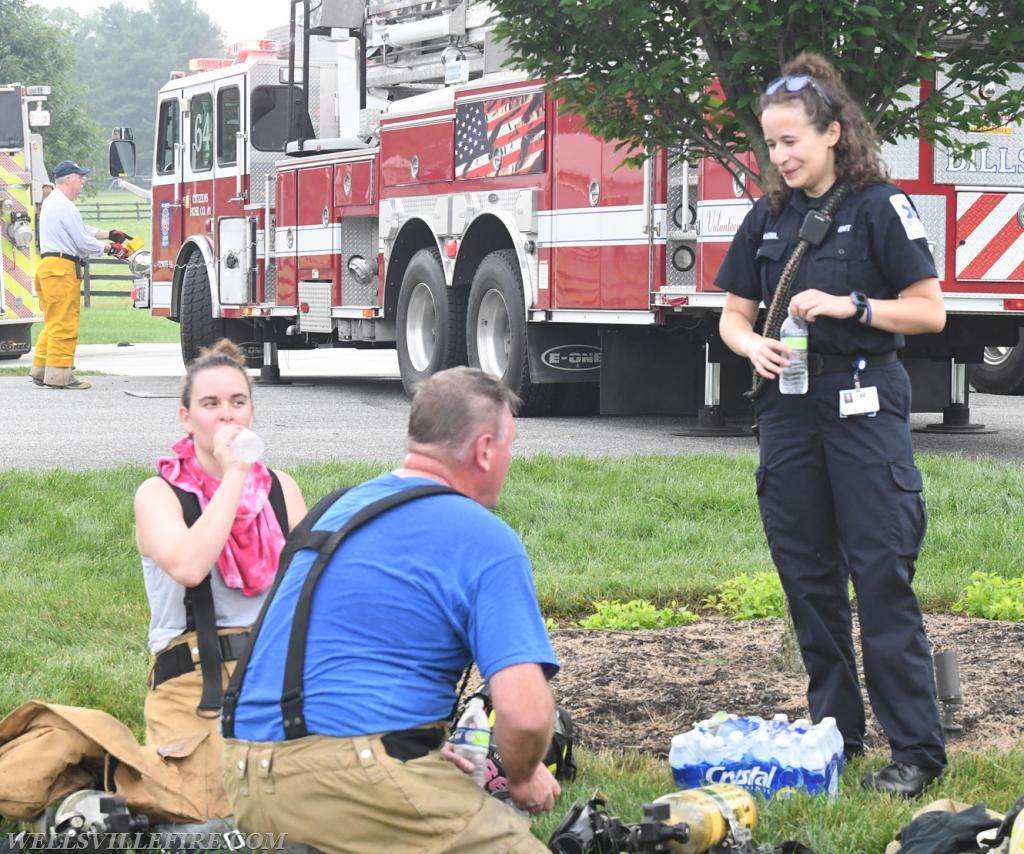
[107,0,1024,421]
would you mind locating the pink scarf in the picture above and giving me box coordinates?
[156,436,285,597]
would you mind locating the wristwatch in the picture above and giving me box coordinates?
[850,291,869,322]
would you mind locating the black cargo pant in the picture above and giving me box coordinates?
[753,360,946,770]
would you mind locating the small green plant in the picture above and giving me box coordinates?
[544,616,560,631]
[577,599,699,630]
[953,572,1024,621]
[704,570,786,620]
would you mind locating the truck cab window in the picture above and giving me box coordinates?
[251,85,313,152]
[218,87,240,166]
[155,99,178,176]
[190,93,213,172]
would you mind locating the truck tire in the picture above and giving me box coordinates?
[970,344,1024,395]
[396,247,466,395]
[179,254,225,365]
[467,249,551,415]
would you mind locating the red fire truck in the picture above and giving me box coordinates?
[110,0,1024,421]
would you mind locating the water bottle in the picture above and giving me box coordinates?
[670,730,708,789]
[230,428,265,463]
[652,784,758,854]
[451,696,490,787]
[778,314,808,395]
[814,717,845,798]
[797,730,827,795]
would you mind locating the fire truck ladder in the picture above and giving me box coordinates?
[365,0,495,93]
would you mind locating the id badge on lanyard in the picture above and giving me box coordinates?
[839,357,879,418]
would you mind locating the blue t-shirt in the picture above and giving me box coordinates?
[232,474,559,741]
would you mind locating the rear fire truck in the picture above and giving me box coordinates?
[1,84,49,362]
[111,0,1024,419]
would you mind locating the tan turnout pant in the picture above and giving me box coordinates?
[223,732,549,853]
[146,630,248,821]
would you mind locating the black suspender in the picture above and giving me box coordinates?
[164,471,289,715]
[221,484,460,739]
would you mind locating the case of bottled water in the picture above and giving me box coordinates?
[668,711,844,800]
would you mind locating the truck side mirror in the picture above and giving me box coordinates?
[108,137,136,178]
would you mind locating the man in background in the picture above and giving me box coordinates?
[30,160,129,390]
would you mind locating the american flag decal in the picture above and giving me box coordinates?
[455,92,546,179]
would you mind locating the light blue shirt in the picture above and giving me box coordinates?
[38,187,104,257]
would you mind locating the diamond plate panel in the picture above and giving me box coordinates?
[933,70,1024,188]
[263,238,278,303]
[882,135,920,181]
[881,84,921,181]
[910,194,946,279]
[666,154,697,290]
[341,218,379,305]
[297,280,333,333]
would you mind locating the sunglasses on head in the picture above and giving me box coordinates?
[765,74,835,111]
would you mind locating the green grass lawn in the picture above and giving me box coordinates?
[76,296,180,345]
[23,296,180,347]
[0,456,1022,851]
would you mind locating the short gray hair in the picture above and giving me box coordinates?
[408,367,520,455]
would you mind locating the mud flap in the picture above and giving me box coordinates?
[0,323,32,358]
[525,323,600,384]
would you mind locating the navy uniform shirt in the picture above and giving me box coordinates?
[714,181,938,355]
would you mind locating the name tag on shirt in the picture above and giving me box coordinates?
[839,386,879,418]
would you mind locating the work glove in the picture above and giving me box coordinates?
[108,229,132,244]
[106,242,130,261]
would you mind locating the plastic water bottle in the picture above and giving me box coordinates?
[451,696,490,787]
[798,730,827,795]
[814,717,845,799]
[230,428,265,463]
[778,315,808,395]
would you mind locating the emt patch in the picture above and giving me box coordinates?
[889,193,928,241]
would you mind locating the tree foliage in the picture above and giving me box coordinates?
[72,0,226,187]
[0,0,99,173]
[0,0,225,188]
[490,0,1024,189]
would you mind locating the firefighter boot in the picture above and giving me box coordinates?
[29,364,45,386]
[43,366,92,390]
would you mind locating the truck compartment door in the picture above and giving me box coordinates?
[218,216,255,304]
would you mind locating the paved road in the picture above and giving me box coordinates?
[2,344,1021,470]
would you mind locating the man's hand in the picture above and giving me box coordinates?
[440,741,477,776]
[106,242,130,261]
[508,762,560,815]
[108,229,131,244]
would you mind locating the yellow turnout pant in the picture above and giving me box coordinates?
[32,257,82,369]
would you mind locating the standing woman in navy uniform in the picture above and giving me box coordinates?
[716,52,947,797]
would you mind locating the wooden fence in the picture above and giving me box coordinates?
[77,200,152,221]
[76,199,152,305]
[81,257,135,306]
